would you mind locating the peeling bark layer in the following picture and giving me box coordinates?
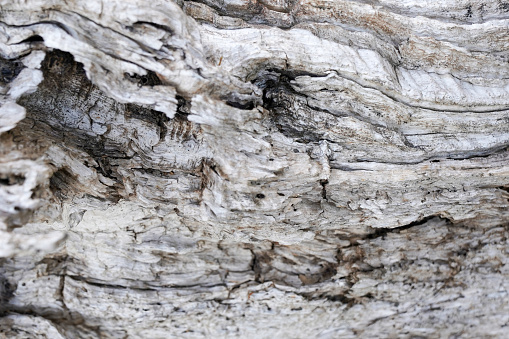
[0,0,508,337]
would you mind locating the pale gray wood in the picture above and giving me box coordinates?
[0,0,508,337]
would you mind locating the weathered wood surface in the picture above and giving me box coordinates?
[1,0,509,337]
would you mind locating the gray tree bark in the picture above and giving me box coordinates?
[1,0,509,337]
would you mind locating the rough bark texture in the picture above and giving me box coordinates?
[1,0,509,337]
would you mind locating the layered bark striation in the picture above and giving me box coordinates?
[0,0,508,337]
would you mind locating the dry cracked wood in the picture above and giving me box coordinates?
[0,0,508,337]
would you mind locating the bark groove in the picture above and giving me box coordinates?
[0,0,508,337]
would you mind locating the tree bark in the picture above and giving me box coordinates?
[1,0,509,337]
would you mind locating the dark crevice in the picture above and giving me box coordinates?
[249,248,274,284]
[226,100,255,110]
[257,68,316,107]
[224,68,321,112]
[319,179,328,200]
[250,250,261,283]
[365,215,451,241]
[123,70,162,87]
[330,164,374,171]
[0,273,15,315]
[176,95,191,117]
[124,104,169,143]
[65,275,161,291]
[43,49,85,76]
[324,294,355,305]
[0,174,25,186]
[76,276,229,290]
[41,21,76,39]
[256,69,330,143]
[18,35,44,44]
[132,21,175,35]
[221,91,260,111]
[498,186,509,194]
[0,57,25,84]
[49,168,77,201]
[124,103,160,124]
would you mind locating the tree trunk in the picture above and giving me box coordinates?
[1,0,509,337]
